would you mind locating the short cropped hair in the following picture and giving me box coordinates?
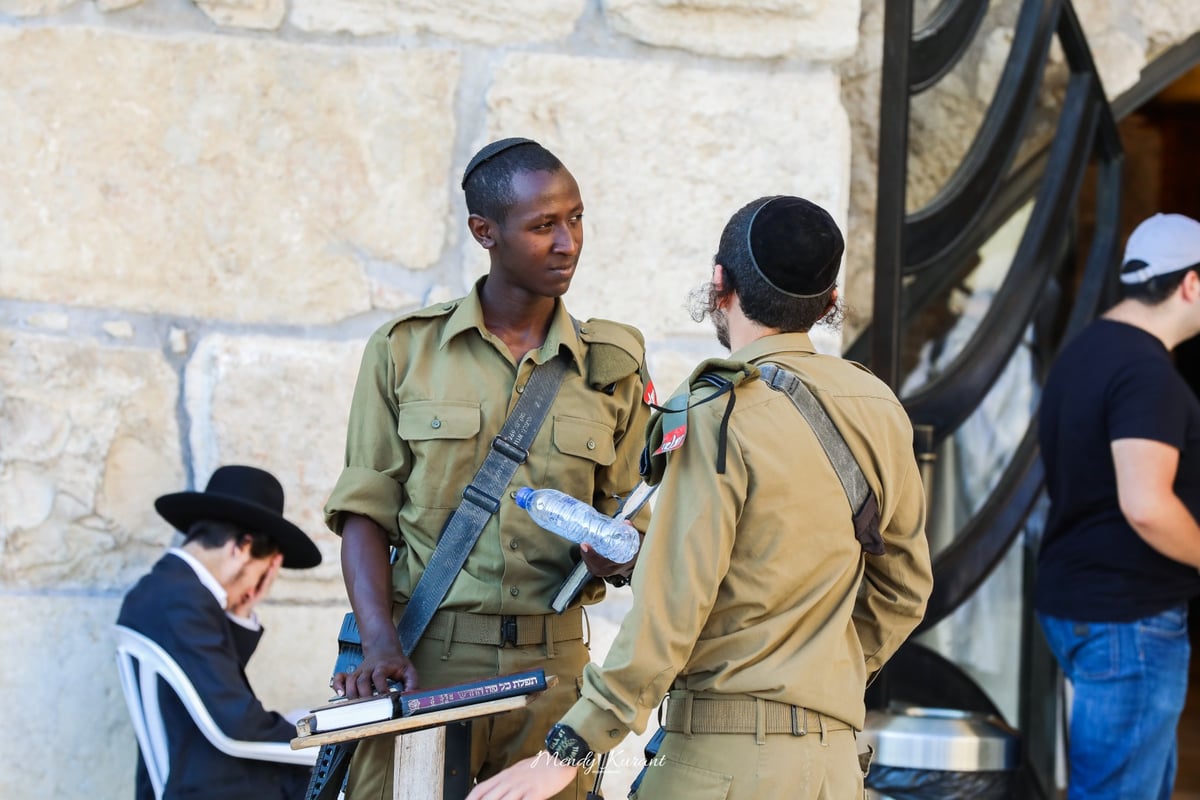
[1119,264,1193,305]
[184,519,279,560]
[463,143,565,222]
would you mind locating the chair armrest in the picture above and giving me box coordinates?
[224,739,317,767]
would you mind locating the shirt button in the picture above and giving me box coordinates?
[509,539,520,550]
[608,729,620,738]
[431,419,442,429]
[586,439,596,450]
[516,384,525,394]
[509,586,520,597]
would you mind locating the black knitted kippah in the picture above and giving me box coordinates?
[746,196,845,298]
[460,137,538,189]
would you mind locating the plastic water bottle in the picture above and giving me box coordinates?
[514,487,640,563]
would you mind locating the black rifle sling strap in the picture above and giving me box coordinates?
[757,363,885,555]
[397,351,572,655]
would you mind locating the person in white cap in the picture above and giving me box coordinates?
[1036,212,1200,799]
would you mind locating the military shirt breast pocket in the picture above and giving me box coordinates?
[397,401,481,509]
[552,416,616,466]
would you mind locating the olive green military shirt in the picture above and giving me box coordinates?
[324,282,652,615]
[559,332,933,752]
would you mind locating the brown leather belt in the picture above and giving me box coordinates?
[664,690,854,736]
[396,604,583,647]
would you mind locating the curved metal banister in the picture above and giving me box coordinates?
[909,146,1119,628]
[865,2,1133,792]
[903,72,1100,440]
[845,150,1061,367]
[910,0,992,93]
[915,423,1043,633]
[904,0,1062,273]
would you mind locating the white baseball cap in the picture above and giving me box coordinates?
[1120,213,1200,285]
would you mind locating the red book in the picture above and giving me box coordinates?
[399,668,547,717]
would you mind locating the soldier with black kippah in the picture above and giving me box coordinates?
[469,196,933,800]
[323,138,654,799]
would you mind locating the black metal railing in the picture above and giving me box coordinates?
[856,0,1123,639]
[857,1,1127,796]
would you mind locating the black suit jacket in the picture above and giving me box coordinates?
[117,553,310,800]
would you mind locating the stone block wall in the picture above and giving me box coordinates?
[1,1,1197,798]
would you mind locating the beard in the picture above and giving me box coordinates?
[712,306,730,350]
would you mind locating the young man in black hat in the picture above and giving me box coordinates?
[1036,212,1200,799]
[468,195,932,800]
[117,464,322,800]
[324,138,653,799]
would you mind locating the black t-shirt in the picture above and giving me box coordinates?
[1035,318,1200,621]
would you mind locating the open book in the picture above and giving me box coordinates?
[296,667,548,735]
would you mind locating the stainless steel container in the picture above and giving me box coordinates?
[861,706,1019,800]
[862,706,1019,771]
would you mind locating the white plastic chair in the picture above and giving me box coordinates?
[114,624,317,799]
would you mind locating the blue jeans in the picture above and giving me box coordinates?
[1038,606,1191,800]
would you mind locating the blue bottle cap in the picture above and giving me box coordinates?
[514,487,534,509]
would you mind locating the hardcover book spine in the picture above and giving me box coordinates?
[296,715,317,737]
[401,671,546,717]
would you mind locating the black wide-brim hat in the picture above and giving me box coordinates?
[155,465,321,569]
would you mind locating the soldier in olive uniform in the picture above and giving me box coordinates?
[324,138,654,800]
[469,196,933,800]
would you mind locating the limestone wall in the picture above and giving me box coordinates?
[1,1,1197,797]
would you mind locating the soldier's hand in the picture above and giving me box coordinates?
[332,643,418,699]
[579,543,625,577]
[579,519,639,579]
[465,753,578,800]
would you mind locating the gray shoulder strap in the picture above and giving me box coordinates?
[758,363,885,555]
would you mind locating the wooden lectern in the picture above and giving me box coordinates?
[291,675,558,800]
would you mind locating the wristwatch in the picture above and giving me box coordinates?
[545,722,593,766]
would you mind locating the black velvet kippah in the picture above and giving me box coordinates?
[461,137,538,189]
[747,196,845,298]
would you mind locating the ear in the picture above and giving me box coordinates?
[712,263,727,293]
[227,536,253,564]
[710,264,736,310]
[822,287,840,318]
[1183,270,1200,303]
[467,214,498,250]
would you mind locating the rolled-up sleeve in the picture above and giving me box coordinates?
[324,329,410,539]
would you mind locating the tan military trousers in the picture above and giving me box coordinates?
[344,610,590,800]
[630,693,865,800]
